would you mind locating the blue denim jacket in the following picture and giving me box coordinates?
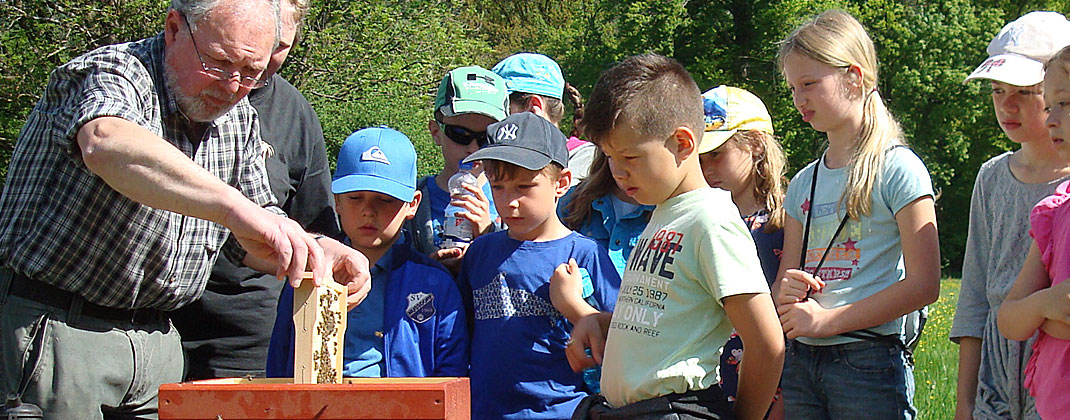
[558,190,654,276]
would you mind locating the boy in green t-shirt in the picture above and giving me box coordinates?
[559,54,784,420]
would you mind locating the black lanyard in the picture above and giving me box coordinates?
[800,157,849,298]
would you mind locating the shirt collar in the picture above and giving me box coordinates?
[592,194,653,220]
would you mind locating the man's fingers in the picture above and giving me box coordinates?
[287,232,311,287]
[275,236,295,287]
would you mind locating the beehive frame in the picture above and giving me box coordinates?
[292,272,347,384]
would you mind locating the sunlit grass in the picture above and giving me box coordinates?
[913,277,959,419]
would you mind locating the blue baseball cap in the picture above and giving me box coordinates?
[492,53,565,99]
[332,127,417,202]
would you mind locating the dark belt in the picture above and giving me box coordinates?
[4,270,166,324]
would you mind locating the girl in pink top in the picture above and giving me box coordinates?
[998,45,1070,419]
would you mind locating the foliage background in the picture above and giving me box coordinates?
[2,0,1070,272]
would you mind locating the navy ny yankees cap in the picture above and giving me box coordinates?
[463,112,568,171]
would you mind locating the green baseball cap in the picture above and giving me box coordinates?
[434,66,509,122]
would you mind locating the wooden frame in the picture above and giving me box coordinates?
[292,272,347,384]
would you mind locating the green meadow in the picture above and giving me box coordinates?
[914,278,961,419]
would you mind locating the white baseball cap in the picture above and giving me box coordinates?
[964,11,1070,86]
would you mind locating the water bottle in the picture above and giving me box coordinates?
[441,161,478,249]
[577,267,601,394]
[582,348,602,394]
[2,397,43,419]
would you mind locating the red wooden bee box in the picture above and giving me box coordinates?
[158,377,470,420]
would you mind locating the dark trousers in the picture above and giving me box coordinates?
[572,386,735,420]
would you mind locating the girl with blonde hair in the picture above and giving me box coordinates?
[772,10,940,418]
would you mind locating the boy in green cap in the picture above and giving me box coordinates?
[404,66,509,273]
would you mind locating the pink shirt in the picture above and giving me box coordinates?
[1024,179,1070,419]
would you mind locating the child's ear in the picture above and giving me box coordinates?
[404,190,422,220]
[671,126,699,161]
[846,64,864,94]
[528,95,546,116]
[428,120,443,146]
[555,168,573,197]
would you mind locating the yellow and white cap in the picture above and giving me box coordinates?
[699,85,774,154]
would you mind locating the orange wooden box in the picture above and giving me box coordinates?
[158,377,470,420]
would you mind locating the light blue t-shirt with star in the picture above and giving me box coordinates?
[784,146,934,346]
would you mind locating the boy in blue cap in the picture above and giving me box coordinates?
[458,112,621,419]
[492,53,595,184]
[266,127,468,378]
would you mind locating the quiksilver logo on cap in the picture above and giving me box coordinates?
[361,146,390,164]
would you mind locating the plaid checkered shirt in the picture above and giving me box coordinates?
[0,34,281,311]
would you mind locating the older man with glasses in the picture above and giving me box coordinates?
[0,0,370,418]
[170,0,345,381]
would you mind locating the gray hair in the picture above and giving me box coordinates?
[171,0,281,46]
[288,0,310,25]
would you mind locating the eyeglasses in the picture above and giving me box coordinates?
[437,121,488,147]
[183,15,269,89]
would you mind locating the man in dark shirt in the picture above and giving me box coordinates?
[170,0,341,379]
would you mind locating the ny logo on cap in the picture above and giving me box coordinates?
[361,146,391,165]
[496,124,519,142]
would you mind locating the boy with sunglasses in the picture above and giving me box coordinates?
[404,66,509,274]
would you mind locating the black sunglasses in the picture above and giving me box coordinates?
[437,121,488,147]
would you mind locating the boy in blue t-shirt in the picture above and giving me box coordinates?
[459,112,621,420]
[265,127,468,378]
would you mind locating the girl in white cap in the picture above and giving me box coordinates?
[998,44,1070,420]
[951,11,1070,420]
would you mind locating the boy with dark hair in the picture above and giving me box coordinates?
[266,127,468,378]
[459,112,621,419]
[564,54,785,420]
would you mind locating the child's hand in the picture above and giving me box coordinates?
[777,299,835,339]
[344,276,372,311]
[429,245,466,275]
[551,259,598,323]
[774,269,825,307]
[565,312,612,373]
[451,183,495,237]
[1041,280,1070,324]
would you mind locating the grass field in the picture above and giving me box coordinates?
[913,277,960,419]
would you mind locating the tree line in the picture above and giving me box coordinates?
[2,0,1068,273]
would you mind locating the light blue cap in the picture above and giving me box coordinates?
[332,127,417,202]
[492,53,565,99]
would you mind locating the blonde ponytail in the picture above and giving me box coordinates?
[778,10,905,219]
